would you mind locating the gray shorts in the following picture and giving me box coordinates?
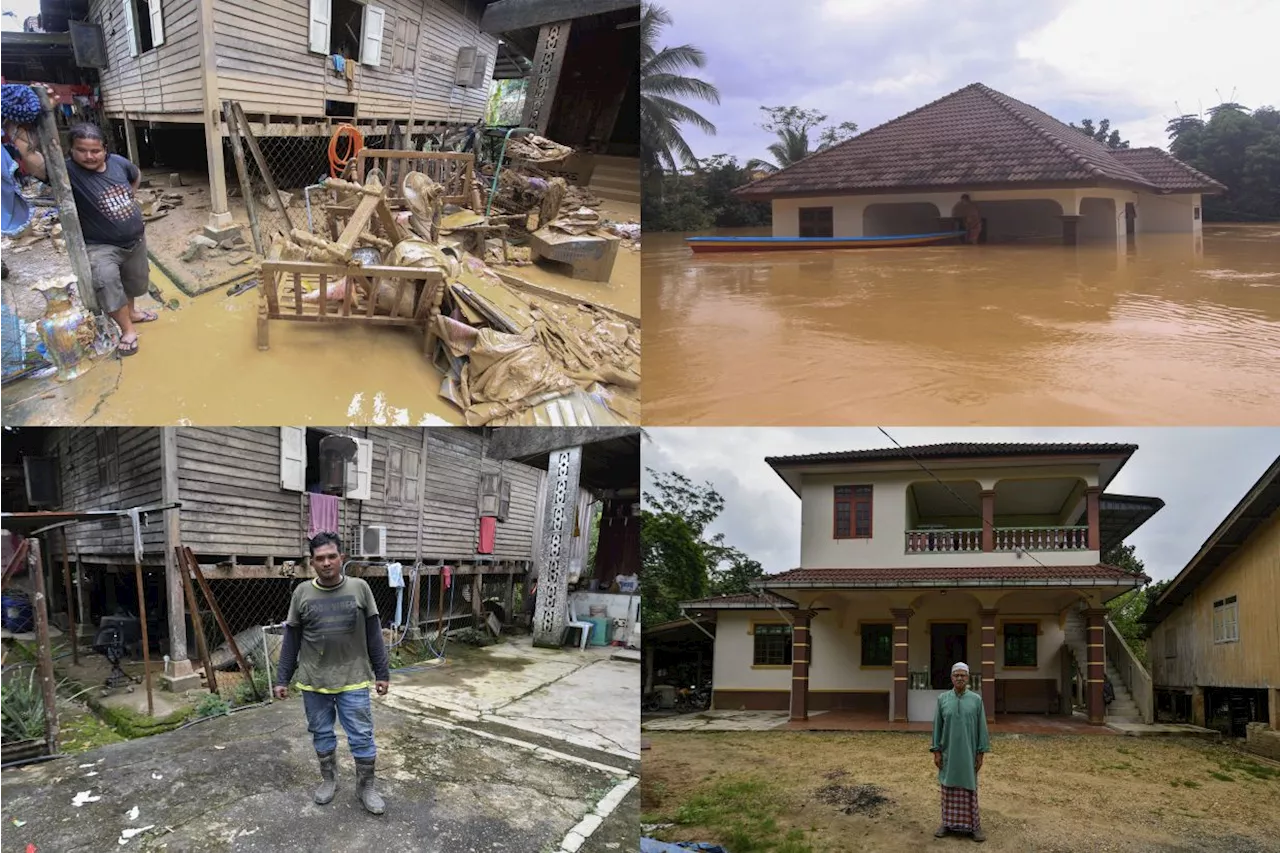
[87,237,149,314]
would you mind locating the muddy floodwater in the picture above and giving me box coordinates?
[642,223,1280,425]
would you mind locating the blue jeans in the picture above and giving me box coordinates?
[302,688,376,760]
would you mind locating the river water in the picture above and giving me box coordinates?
[642,224,1280,425]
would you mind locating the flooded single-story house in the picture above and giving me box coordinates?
[735,83,1226,245]
[681,442,1166,726]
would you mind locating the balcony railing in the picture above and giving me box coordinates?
[910,669,981,691]
[905,525,1090,553]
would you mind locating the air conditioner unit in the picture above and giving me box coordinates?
[454,46,488,87]
[355,524,387,558]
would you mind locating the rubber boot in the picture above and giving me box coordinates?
[314,750,337,804]
[354,757,385,815]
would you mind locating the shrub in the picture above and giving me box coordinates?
[194,693,230,719]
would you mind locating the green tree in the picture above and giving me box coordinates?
[695,154,771,227]
[747,106,857,172]
[1101,544,1175,667]
[640,2,720,194]
[1168,102,1280,221]
[639,468,765,622]
[1070,117,1130,149]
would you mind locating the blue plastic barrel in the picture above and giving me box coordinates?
[2,593,35,633]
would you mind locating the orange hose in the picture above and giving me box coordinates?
[328,124,364,178]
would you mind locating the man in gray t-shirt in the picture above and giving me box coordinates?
[275,531,391,814]
[7,119,154,357]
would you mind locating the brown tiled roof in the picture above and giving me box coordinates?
[766,442,1136,467]
[1111,147,1227,193]
[758,565,1148,585]
[736,83,1222,198]
[680,592,797,609]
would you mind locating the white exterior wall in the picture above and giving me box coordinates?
[1137,192,1202,235]
[713,610,793,692]
[772,188,1156,245]
[797,464,1101,569]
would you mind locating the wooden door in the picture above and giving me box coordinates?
[930,623,968,689]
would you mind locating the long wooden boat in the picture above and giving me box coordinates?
[685,231,965,253]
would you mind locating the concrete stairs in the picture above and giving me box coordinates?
[1105,662,1144,724]
[588,156,640,205]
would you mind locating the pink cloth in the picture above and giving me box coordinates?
[308,493,340,537]
[477,517,497,554]
[442,565,453,589]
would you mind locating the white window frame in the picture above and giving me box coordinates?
[360,3,386,67]
[1213,596,1239,644]
[279,427,372,501]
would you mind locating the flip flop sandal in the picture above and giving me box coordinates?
[117,337,139,357]
[133,310,159,323]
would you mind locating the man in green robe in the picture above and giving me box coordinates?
[930,661,991,842]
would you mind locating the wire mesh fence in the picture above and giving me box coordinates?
[181,566,492,706]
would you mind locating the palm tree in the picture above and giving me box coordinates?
[640,2,719,191]
[746,127,814,174]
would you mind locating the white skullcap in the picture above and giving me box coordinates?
[951,662,970,674]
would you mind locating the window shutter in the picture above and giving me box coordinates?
[346,438,373,501]
[360,4,386,67]
[405,18,419,72]
[280,427,306,492]
[122,0,138,57]
[470,50,488,88]
[386,446,403,503]
[149,0,165,46]
[404,448,420,505]
[308,0,330,54]
[390,16,406,71]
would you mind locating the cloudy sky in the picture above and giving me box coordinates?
[641,428,1280,582]
[653,0,1279,164]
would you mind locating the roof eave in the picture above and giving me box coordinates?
[757,576,1144,590]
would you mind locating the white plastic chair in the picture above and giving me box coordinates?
[566,599,593,651]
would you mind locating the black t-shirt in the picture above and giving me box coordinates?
[65,153,144,247]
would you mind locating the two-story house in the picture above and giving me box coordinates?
[681,442,1165,727]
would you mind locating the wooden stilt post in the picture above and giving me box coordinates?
[223,102,264,254]
[175,547,218,693]
[133,557,154,717]
[33,88,98,313]
[186,547,261,700]
[61,530,78,666]
[29,538,60,754]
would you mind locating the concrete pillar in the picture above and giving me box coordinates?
[891,607,912,722]
[1085,608,1107,724]
[160,427,200,692]
[1060,215,1082,246]
[980,489,995,552]
[532,446,583,648]
[522,20,572,136]
[979,608,997,722]
[1085,487,1101,551]
[789,611,811,721]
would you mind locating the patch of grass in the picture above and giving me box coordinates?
[1218,757,1280,781]
[1168,779,1200,788]
[194,693,231,718]
[664,776,809,853]
[58,710,127,754]
[1116,746,1133,755]
[1209,771,1235,782]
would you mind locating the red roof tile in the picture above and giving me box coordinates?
[736,83,1223,198]
[767,442,1136,467]
[680,592,797,609]
[759,564,1147,585]
[1111,147,1227,193]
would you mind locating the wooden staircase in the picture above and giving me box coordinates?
[588,155,640,205]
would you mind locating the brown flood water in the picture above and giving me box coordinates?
[642,223,1280,425]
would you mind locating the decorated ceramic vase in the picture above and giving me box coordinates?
[35,278,95,382]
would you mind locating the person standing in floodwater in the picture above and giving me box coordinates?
[5,113,154,356]
[952,194,983,244]
[274,531,391,815]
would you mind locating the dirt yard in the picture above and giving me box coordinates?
[641,731,1280,853]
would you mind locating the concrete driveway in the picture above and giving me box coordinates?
[2,638,640,853]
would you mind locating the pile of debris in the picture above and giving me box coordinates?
[135,186,187,222]
[263,168,639,426]
[505,134,573,164]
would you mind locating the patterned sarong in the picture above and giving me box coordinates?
[940,784,980,832]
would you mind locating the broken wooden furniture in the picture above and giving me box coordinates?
[257,259,446,354]
[526,227,621,283]
[356,149,475,208]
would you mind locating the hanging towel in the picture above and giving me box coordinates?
[477,516,496,554]
[442,565,452,589]
[331,54,346,74]
[308,493,340,537]
[387,562,404,627]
